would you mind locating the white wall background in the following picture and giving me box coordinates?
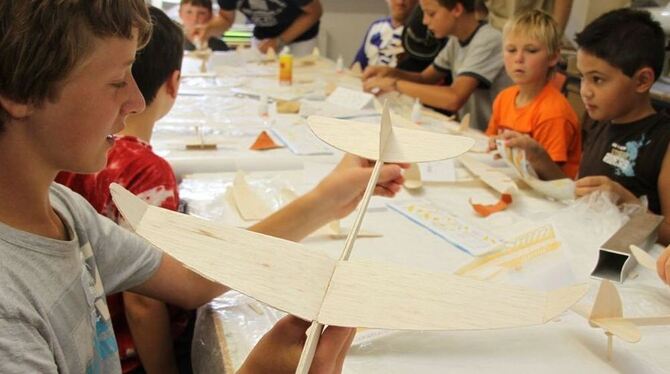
[318,0,389,63]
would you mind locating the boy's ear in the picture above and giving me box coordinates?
[0,95,33,120]
[165,70,181,99]
[633,67,655,93]
[548,52,560,69]
[450,2,465,18]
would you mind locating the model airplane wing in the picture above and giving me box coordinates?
[319,260,588,330]
[111,183,588,330]
[110,183,335,322]
[307,114,475,163]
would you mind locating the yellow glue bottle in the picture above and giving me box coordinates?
[278,46,293,86]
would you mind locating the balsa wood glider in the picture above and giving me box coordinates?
[573,279,670,360]
[111,104,589,373]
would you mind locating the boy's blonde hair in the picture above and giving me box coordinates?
[503,10,561,57]
[0,1,153,130]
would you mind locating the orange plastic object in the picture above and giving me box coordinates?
[250,131,281,150]
[470,194,513,217]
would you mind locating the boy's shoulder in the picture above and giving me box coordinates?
[533,84,578,123]
[468,23,502,47]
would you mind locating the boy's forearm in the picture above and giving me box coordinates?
[396,81,464,112]
[279,2,322,44]
[249,189,330,242]
[123,293,179,374]
[659,218,670,246]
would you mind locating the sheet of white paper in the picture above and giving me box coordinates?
[388,199,503,256]
[270,126,334,155]
[326,87,374,110]
[419,159,457,182]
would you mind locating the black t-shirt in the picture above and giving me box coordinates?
[218,0,319,42]
[579,112,670,214]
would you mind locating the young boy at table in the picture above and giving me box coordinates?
[362,0,511,131]
[57,7,194,373]
[498,9,670,245]
[179,0,230,51]
[486,10,581,179]
[0,1,407,372]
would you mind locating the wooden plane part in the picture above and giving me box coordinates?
[629,245,657,271]
[459,155,518,195]
[110,183,335,322]
[306,115,474,163]
[591,318,641,343]
[232,171,274,221]
[319,260,589,330]
[403,163,422,190]
[111,183,590,372]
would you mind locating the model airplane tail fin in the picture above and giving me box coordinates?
[109,183,148,231]
[590,280,622,321]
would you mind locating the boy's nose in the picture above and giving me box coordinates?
[124,77,146,115]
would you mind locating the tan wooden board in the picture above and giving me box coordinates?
[318,260,589,330]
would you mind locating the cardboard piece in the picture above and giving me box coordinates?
[591,211,664,283]
[250,130,282,151]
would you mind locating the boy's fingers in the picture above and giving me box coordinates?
[312,326,356,373]
[657,247,670,284]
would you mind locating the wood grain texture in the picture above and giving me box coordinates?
[307,116,474,163]
[318,260,588,330]
[112,184,335,321]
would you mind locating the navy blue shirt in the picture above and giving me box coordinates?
[218,0,320,42]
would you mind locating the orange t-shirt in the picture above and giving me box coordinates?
[486,84,581,179]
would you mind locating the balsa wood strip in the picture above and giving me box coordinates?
[111,184,335,321]
[318,260,588,330]
[459,155,518,195]
[307,116,474,163]
[629,245,657,270]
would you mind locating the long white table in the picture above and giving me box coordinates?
[153,51,670,373]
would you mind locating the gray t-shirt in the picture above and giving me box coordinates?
[0,183,162,373]
[433,22,511,131]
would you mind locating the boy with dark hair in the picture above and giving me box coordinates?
[57,7,191,373]
[179,0,230,51]
[0,1,405,372]
[362,0,511,131]
[499,8,670,245]
[352,0,427,72]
